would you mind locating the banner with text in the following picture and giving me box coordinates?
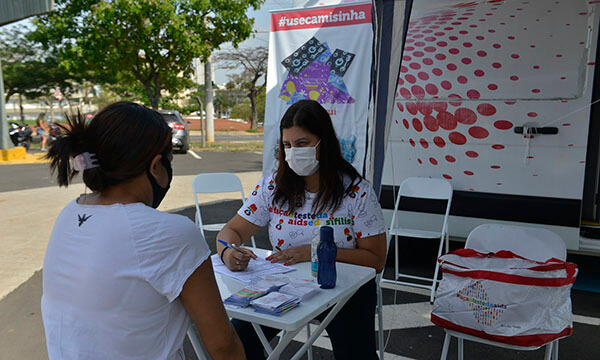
[263,2,373,174]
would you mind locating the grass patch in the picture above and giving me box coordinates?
[190,141,263,153]
[245,129,262,133]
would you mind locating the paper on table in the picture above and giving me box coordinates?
[211,254,296,283]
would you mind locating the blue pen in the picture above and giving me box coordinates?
[218,239,248,255]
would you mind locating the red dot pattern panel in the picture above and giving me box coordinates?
[391,0,591,189]
[395,1,586,101]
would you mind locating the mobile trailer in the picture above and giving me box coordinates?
[380,0,600,255]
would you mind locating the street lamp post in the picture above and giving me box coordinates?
[204,56,215,143]
[0,58,12,149]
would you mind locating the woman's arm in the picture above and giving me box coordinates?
[180,258,246,360]
[267,233,387,273]
[336,233,387,273]
[216,214,261,271]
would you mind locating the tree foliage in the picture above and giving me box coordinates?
[231,91,265,125]
[32,0,265,109]
[216,45,267,129]
[0,27,79,122]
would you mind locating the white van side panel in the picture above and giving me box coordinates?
[382,0,600,251]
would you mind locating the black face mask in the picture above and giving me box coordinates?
[146,155,173,209]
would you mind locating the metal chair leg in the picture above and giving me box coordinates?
[440,333,450,360]
[306,324,313,360]
[445,232,449,253]
[457,337,464,360]
[394,235,399,281]
[544,341,554,360]
[430,235,445,303]
[377,280,384,360]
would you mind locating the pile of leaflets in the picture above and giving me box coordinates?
[223,286,268,308]
[249,275,320,300]
[250,292,302,316]
[223,275,320,315]
[279,279,320,301]
[249,274,289,293]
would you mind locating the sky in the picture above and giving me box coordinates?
[213,0,295,84]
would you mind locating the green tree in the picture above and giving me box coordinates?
[230,90,264,125]
[0,27,80,123]
[216,46,267,129]
[231,102,251,122]
[213,88,238,117]
[32,0,265,109]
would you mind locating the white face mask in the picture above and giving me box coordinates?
[284,140,321,176]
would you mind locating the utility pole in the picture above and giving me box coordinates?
[204,55,214,143]
[0,59,12,149]
[192,58,206,145]
[194,96,205,148]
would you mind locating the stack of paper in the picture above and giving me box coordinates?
[223,286,268,308]
[250,292,301,316]
[279,279,320,301]
[211,254,296,283]
[249,274,290,293]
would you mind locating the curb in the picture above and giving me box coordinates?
[0,151,49,165]
[0,147,27,162]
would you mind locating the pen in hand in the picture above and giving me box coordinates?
[218,240,257,259]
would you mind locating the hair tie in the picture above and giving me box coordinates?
[72,152,100,171]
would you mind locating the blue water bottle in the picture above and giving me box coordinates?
[317,226,337,289]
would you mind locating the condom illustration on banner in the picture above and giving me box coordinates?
[279,36,356,105]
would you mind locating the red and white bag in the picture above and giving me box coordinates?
[431,249,577,347]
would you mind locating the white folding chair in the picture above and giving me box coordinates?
[382,177,453,303]
[375,230,392,359]
[189,173,258,360]
[192,172,256,248]
[440,223,570,360]
[465,223,566,262]
[186,325,210,360]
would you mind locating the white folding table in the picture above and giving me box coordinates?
[214,248,376,360]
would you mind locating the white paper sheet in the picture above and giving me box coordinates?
[211,254,296,283]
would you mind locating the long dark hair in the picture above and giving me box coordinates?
[46,101,172,191]
[274,100,361,214]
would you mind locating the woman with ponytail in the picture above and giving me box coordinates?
[41,102,245,360]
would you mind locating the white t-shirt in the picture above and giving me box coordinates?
[238,174,386,250]
[41,198,210,360]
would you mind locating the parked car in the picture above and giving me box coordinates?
[159,110,190,153]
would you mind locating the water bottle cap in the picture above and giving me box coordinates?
[320,226,333,238]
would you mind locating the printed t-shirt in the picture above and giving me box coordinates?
[41,198,210,360]
[238,174,386,249]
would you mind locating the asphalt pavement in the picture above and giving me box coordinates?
[0,150,263,192]
[1,147,599,360]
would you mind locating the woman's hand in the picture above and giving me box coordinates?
[224,247,257,271]
[266,245,310,266]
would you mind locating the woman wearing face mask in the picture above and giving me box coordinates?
[216,99,387,359]
[41,102,245,360]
